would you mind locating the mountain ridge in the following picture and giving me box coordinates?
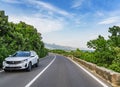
[45,43,76,51]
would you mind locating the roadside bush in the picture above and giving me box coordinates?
[109,64,120,72]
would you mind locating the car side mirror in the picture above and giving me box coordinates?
[31,55,34,57]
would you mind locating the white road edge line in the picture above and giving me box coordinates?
[25,55,56,87]
[68,58,108,87]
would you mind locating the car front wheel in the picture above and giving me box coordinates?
[26,62,32,72]
[35,59,39,67]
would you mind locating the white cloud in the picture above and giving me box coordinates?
[1,0,22,4]
[98,16,120,25]
[1,0,74,34]
[1,0,71,17]
[71,0,84,8]
[96,11,104,16]
[8,15,65,33]
[27,0,70,17]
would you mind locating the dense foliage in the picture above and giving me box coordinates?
[87,26,120,72]
[0,11,48,67]
[51,26,120,72]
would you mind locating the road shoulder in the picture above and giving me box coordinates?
[66,56,112,87]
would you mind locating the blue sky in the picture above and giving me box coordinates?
[0,0,120,50]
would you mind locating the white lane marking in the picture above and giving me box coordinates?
[25,55,56,87]
[68,58,108,87]
[0,70,4,73]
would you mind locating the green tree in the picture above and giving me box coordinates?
[0,11,9,36]
[87,35,114,67]
[108,26,120,47]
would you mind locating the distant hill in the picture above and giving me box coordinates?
[45,43,94,52]
[45,43,76,51]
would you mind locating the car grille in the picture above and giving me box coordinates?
[6,61,21,64]
[6,66,21,68]
[5,66,22,69]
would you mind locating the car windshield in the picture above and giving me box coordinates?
[12,52,30,57]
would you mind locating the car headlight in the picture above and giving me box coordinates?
[22,59,28,63]
[3,60,6,65]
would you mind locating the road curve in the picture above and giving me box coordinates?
[0,54,111,87]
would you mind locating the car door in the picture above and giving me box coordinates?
[30,52,36,65]
[33,52,38,64]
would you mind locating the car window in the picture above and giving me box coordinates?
[31,51,36,56]
[33,52,36,56]
[12,52,30,57]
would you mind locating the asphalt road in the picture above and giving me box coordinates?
[0,54,111,87]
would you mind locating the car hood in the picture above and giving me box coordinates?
[5,57,29,61]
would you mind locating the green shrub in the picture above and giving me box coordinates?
[109,64,120,72]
